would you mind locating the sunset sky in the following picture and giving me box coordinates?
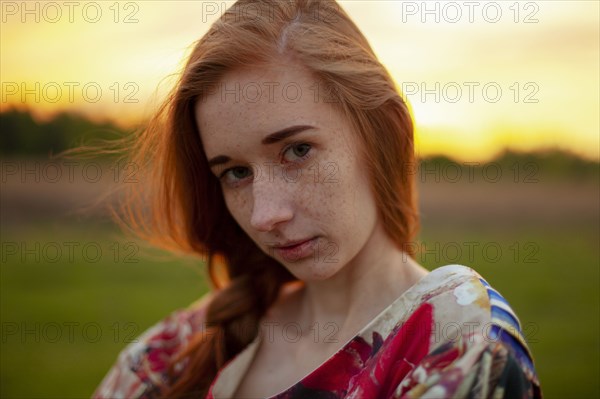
[1,0,598,161]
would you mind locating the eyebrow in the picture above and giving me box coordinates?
[207,125,315,168]
[261,125,314,145]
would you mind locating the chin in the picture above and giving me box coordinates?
[282,259,344,282]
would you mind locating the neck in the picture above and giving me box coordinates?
[286,223,428,343]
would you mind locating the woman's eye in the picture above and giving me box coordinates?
[231,167,250,179]
[221,166,252,184]
[283,143,312,162]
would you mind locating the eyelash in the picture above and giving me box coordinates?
[219,141,313,186]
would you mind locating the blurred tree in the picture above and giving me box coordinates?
[1,109,597,181]
[0,108,129,157]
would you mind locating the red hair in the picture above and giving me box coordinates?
[117,0,419,396]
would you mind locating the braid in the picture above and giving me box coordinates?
[162,252,295,398]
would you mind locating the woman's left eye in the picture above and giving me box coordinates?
[282,143,312,162]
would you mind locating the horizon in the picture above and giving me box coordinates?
[4,105,599,166]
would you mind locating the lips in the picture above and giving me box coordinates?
[275,238,314,248]
[272,236,319,262]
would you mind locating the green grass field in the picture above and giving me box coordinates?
[1,221,598,398]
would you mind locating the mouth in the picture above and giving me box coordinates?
[272,236,319,262]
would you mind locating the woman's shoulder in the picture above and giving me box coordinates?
[418,265,532,356]
[397,263,542,397]
[422,265,525,328]
[92,291,215,399]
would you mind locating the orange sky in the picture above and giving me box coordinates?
[1,0,598,161]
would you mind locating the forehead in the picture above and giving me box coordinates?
[194,62,347,156]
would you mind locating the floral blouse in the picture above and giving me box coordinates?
[93,265,542,398]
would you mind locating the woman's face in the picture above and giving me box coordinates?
[195,61,382,281]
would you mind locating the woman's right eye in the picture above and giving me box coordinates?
[220,166,252,186]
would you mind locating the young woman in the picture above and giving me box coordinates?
[93,0,542,398]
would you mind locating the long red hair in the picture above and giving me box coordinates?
[118,0,419,396]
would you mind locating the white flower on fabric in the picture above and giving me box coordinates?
[453,281,480,306]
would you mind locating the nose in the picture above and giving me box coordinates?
[249,177,294,232]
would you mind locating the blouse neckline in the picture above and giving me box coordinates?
[210,264,475,398]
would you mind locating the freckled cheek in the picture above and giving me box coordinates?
[315,160,368,226]
[223,190,253,229]
[289,171,319,213]
[292,168,344,221]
